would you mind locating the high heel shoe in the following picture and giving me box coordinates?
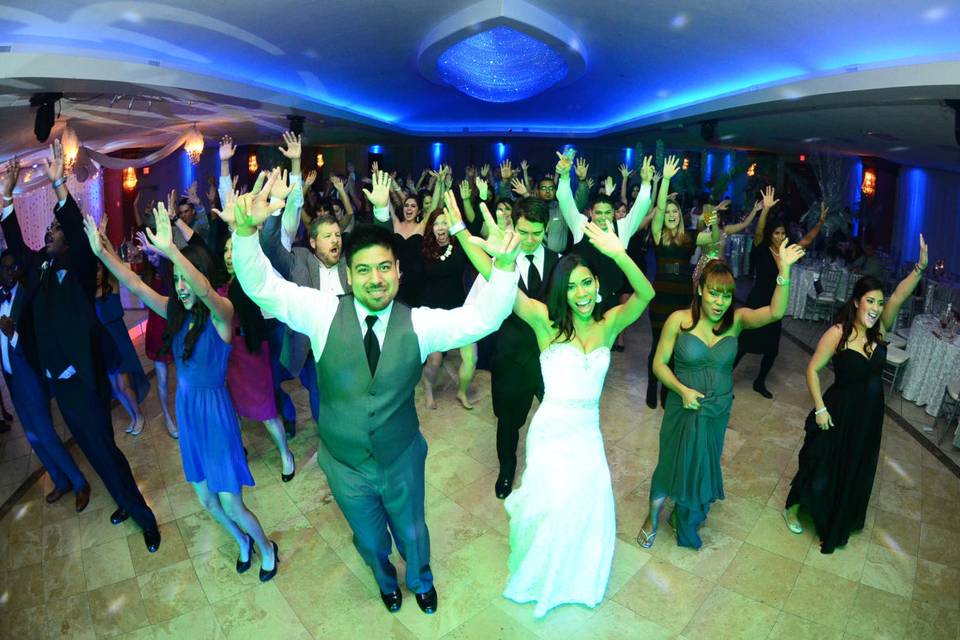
[236,535,255,574]
[281,454,295,483]
[128,415,145,436]
[636,528,657,549]
[259,540,279,582]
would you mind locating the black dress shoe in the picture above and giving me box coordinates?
[110,508,130,525]
[143,527,161,553]
[753,381,773,399]
[380,588,402,612]
[283,418,296,438]
[415,587,438,614]
[75,483,91,513]
[281,455,295,483]
[495,475,513,500]
[645,382,658,409]
[236,535,255,574]
[46,486,71,504]
[259,540,279,582]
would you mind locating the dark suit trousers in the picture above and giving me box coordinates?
[317,434,432,594]
[51,374,156,530]
[491,354,544,479]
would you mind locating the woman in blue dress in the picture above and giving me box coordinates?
[83,197,279,582]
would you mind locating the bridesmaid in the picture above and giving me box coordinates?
[783,235,928,553]
[84,196,279,582]
[638,242,804,550]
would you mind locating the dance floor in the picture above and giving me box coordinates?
[0,312,958,639]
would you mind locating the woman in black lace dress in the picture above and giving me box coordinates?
[783,235,928,553]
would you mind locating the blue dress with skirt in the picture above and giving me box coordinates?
[174,315,253,494]
[95,291,150,403]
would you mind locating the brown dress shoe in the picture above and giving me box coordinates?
[46,486,71,504]
[75,484,90,513]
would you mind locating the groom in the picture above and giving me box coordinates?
[231,172,519,614]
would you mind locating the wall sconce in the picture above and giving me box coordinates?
[184,125,204,165]
[62,125,80,174]
[681,157,689,171]
[861,169,877,197]
[248,153,259,173]
[746,163,756,177]
[123,167,137,191]
[316,152,324,169]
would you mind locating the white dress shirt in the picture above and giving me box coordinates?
[318,261,345,297]
[231,230,517,363]
[556,177,652,245]
[0,283,20,376]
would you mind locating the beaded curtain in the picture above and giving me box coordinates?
[3,174,104,251]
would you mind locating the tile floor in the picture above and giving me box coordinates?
[0,310,958,639]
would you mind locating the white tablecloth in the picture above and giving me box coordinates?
[901,314,960,417]
[786,264,852,320]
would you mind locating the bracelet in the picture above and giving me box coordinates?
[814,407,828,416]
[776,274,790,286]
[449,221,467,236]
[914,263,926,273]
[2,195,12,202]
[51,176,67,189]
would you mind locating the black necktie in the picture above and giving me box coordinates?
[364,315,380,376]
[525,254,541,294]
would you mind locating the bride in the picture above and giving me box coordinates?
[446,190,655,617]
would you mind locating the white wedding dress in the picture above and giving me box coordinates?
[503,342,616,618]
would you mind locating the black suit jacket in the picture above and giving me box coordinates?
[1,196,118,390]
[493,248,561,367]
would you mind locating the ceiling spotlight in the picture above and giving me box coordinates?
[670,13,689,29]
[286,115,305,136]
[29,92,62,142]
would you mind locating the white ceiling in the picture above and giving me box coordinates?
[1,1,959,170]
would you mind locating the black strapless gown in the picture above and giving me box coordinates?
[786,344,886,553]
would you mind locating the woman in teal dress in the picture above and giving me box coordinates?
[637,242,804,550]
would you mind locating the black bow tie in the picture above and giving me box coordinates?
[0,289,11,305]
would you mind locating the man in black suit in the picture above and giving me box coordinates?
[491,199,560,499]
[0,142,159,552]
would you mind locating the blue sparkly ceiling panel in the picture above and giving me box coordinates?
[436,26,568,103]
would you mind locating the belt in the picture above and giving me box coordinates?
[656,262,689,276]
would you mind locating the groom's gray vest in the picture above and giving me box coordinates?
[316,295,422,468]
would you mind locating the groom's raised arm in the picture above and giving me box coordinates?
[411,264,517,361]
[231,229,339,356]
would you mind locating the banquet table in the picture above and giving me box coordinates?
[785,263,853,320]
[901,314,960,417]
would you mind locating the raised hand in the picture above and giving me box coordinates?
[145,203,176,254]
[165,188,177,217]
[715,199,731,213]
[211,189,239,227]
[278,131,301,160]
[662,155,680,180]
[574,157,589,180]
[583,221,625,258]
[499,160,513,181]
[639,155,654,182]
[97,212,109,236]
[82,214,104,257]
[371,160,380,176]
[459,179,472,201]
[43,139,65,182]
[469,203,521,267]
[474,175,488,201]
[184,181,201,206]
[520,159,529,174]
[330,175,344,191]
[235,168,283,230]
[135,230,159,256]
[443,191,464,228]
[761,186,779,210]
[205,176,217,203]
[555,149,574,175]
[480,163,490,179]
[510,177,529,197]
[777,239,806,267]
[219,135,237,161]
[2,157,20,197]
[603,176,615,196]
[304,169,317,190]
[917,233,928,271]
[362,170,391,208]
[269,169,292,201]
[585,177,595,190]
[618,163,633,179]
[750,199,763,215]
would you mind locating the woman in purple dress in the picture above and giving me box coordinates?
[84,201,279,582]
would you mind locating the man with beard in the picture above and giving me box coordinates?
[0,142,158,551]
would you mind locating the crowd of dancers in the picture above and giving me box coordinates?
[0,132,930,617]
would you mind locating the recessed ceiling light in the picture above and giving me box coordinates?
[122,11,141,23]
[719,134,736,141]
[803,137,822,143]
[670,14,689,29]
[922,5,948,21]
[656,89,670,98]
[888,146,909,152]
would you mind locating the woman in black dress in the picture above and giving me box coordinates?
[391,192,429,306]
[420,208,477,410]
[645,156,719,409]
[783,235,927,552]
[734,189,826,399]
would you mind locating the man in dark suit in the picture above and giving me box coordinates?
[491,199,561,499]
[0,143,159,552]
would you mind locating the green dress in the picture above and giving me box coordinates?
[650,332,737,549]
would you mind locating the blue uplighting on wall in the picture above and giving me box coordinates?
[436,26,568,103]
[624,147,634,168]
[722,153,733,197]
[180,149,195,192]
[431,142,444,170]
[901,168,926,263]
[849,158,863,211]
[495,142,507,163]
[704,152,715,184]
[369,145,382,154]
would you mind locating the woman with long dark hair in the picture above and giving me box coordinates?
[638,244,804,551]
[84,198,280,582]
[734,190,826,399]
[783,236,928,552]
[449,191,655,617]
[391,192,429,306]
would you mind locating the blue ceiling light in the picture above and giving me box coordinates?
[418,1,586,104]
[369,145,382,154]
[436,27,567,103]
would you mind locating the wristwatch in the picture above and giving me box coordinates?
[776,274,790,286]
[449,221,467,236]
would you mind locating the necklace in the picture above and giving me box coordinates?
[438,243,453,261]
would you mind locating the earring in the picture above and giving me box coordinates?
[595,291,603,303]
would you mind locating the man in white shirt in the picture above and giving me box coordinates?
[231,172,520,615]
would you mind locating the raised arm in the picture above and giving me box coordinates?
[619,163,632,207]
[277,131,304,242]
[725,200,762,235]
[260,212,296,280]
[806,324,842,430]
[619,156,654,240]
[798,201,827,249]
[83,215,169,317]
[880,233,927,332]
[735,240,805,330]
[651,155,680,245]
[753,186,778,246]
[555,150,588,243]
[0,157,36,267]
